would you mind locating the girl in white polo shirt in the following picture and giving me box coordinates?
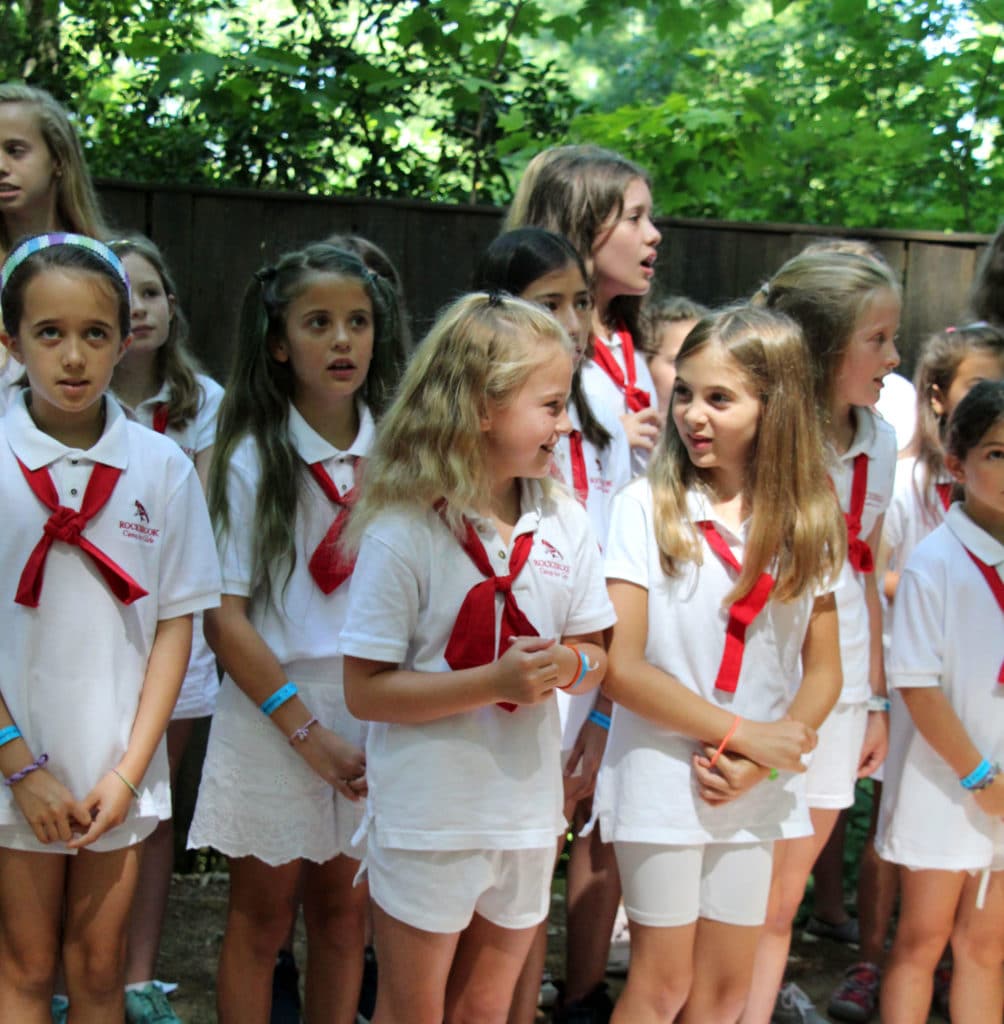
[474,227,631,1023]
[878,380,1004,1023]
[339,293,615,1024]
[742,250,902,1023]
[187,242,407,1024]
[595,305,845,1022]
[0,234,220,1021]
[105,233,226,1016]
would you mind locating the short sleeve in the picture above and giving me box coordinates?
[888,563,944,690]
[337,523,422,664]
[604,486,651,590]
[216,451,258,597]
[562,500,617,637]
[157,461,222,620]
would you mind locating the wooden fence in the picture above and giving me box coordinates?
[97,179,991,381]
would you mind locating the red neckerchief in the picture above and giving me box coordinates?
[591,328,650,412]
[964,549,1004,684]
[844,453,874,573]
[152,402,170,434]
[306,459,359,594]
[15,458,148,608]
[567,430,588,505]
[441,510,538,712]
[698,520,775,693]
[935,481,952,512]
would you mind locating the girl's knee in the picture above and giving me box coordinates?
[0,940,59,996]
[623,968,691,1019]
[64,941,125,999]
[951,919,1004,969]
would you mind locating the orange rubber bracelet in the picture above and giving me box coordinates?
[558,644,588,691]
[708,715,741,769]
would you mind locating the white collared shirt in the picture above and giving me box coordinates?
[878,505,1004,870]
[595,479,820,844]
[0,392,221,847]
[216,401,374,671]
[337,480,616,850]
[829,406,897,702]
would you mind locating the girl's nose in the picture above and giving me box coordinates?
[556,406,573,436]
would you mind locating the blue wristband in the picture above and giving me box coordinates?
[960,758,993,790]
[0,726,21,748]
[588,709,611,731]
[260,682,298,717]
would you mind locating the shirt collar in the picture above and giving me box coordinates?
[114,381,171,419]
[466,478,544,542]
[839,406,878,461]
[5,391,130,471]
[946,503,1004,568]
[288,401,374,465]
[686,486,748,543]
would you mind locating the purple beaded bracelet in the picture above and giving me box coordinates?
[288,717,318,746]
[4,753,48,786]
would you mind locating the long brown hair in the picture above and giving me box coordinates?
[650,305,845,603]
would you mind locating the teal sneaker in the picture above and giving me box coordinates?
[125,983,182,1023]
[50,994,69,1024]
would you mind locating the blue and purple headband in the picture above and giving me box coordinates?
[0,233,130,297]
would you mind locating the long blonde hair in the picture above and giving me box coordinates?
[347,292,573,546]
[650,305,845,603]
[0,84,106,253]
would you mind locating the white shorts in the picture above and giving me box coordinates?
[363,842,554,934]
[805,701,868,810]
[615,840,774,927]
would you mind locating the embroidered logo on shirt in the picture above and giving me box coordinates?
[119,499,161,544]
[533,538,570,580]
[590,456,613,494]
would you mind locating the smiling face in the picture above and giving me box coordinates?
[0,102,59,235]
[2,267,127,446]
[671,340,762,496]
[519,261,591,366]
[270,272,374,419]
[482,343,573,488]
[590,177,661,311]
[832,288,901,412]
[121,251,174,355]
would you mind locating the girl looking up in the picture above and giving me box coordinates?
[507,144,663,473]
[106,233,225,1021]
[340,293,615,1024]
[596,305,844,1022]
[743,249,902,1023]
[0,233,220,1021]
[188,242,405,1024]
[878,379,1004,1024]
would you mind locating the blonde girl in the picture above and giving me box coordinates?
[595,305,844,1022]
[507,144,663,473]
[0,234,220,1021]
[0,83,107,410]
[474,227,631,1024]
[101,233,226,1019]
[877,380,1004,1023]
[742,250,902,1023]
[340,294,615,1024]
[188,242,405,1024]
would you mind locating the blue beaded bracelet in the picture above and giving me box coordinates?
[260,682,298,716]
[588,709,611,731]
[960,758,994,790]
[0,726,22,748]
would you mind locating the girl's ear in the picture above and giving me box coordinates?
[268,335,289,364]
[118,334,132,358]
[929,383,948,418]
[479,398,494,434]
[944,451,966,485]
[1,332,24,364]
[167,292,177,324]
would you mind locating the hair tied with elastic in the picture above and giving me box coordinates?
[255,265,278,285]
[486,289,506,308]
[945,325,957,333]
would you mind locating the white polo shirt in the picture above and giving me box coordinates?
[581,331,658,477]
[883,455,950,577]
[552,401,631,551]
[877,505,1004,870]
[216,401,374,669]
[0,359,22,415]
[337,480,616,851]
[829,407,897,703]
[594,479,819,845]
[0,393,221,851]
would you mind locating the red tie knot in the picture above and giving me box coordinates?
[43,506,87,544]
[496,574,515,593]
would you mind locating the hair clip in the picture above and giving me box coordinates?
[945,325,957,333]
[486,289,505,308]
[255,265,278,285]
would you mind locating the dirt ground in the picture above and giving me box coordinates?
[156,871,943,1024]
